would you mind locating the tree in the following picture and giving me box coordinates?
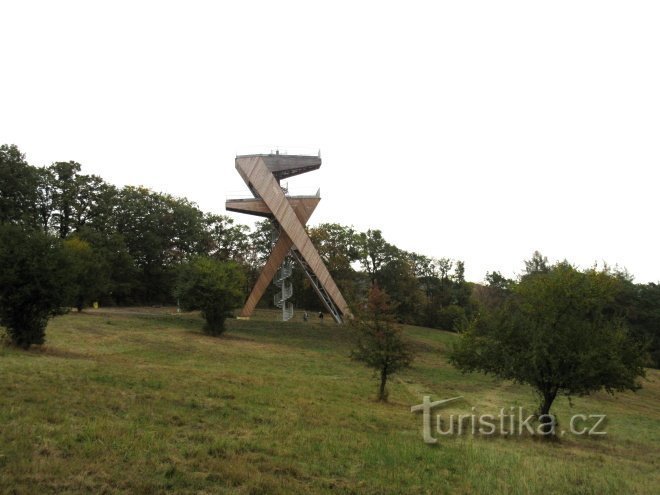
[63,237,110,311]
[35,167,56,233]
[50,161,83,238]
[0,144,38,226]
[378,250,424,324]
[357,229,396,285]
[472,271,515,312]
[75,227,137,306]
[450,261,647,436]
[0,225,74,348]
[485,271,514,290]
[72,174,116,232]
[309,223,361,275]
[114,186,207,303]
[611,276,660,369]
[351,285,414,401]
[204,214,251,263]
[174,257,246,335]
[248,219,276,266]
[523,250,549,277]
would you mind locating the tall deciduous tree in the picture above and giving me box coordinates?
[63,236,110,311]
[309,223,362,304]
[0,144,38,226]
[50,161,83,238]
[358,229,396,285]
[204,214,251,263]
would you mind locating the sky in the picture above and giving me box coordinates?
[1,1,659,283]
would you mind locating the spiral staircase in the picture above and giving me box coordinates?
[273,259,294,321]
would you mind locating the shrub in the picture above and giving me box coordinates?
[436,304,467,332]
[0,225,74,348]
[174,257,246,335]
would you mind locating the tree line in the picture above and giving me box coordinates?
[1,143,658,369]
[0,144,473,326]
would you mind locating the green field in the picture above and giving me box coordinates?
[1,308,658,494]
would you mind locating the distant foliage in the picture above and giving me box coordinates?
[0,225,74,348]
[351,285,414,401]
[63,237,110,311]
[174,257,246,335]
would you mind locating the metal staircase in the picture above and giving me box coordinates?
[269,219,343,324]
[270,223,294,321]
[273,259,294,321]
[290,248,343,324]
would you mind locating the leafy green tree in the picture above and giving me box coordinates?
[378,250,424,324]
[248,219,276,266]
[309,223,362,304]
[473,271,515,311]
[0,144,38,226]
[633,282,660,368]
[174,257,246,335]
[75,227,138,305]
[204,214,251,263]
[115,187,207,302]
[451,261,647,436]
[351,285,414,401]
[50,161,83,238]
[35,166,56,233]
[309,223,361,274]
[523,250,549,277]
[613,276,660,369]
[63,237,110,311]
[73,174,116,232]
[435,304,467,331]
[357,229,396,285]
[0,225,74,348]
[436,257,453,285]
[485,271,514,290]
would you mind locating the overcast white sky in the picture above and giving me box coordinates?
[2,1,658,283]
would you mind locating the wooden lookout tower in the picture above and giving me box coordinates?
[226,152,352,323]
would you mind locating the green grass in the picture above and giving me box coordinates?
[1,308,658,494]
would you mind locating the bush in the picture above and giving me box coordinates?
[174,257,246,335]
[436,304,467,332]
[0,225,74,348]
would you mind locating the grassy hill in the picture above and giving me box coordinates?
[1,308,658,494]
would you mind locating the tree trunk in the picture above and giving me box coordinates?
[538,388,558,438]
[378,369,388,401]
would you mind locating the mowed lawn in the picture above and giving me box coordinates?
[1,308,658,494]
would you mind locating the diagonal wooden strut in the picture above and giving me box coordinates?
[230,155,352,321]
[237,200,316,318]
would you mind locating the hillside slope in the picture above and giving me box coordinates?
[1,309,658,494]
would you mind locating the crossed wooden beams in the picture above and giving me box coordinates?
[226,154,351,323]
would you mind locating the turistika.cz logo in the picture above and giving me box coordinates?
[411,395,607,444]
